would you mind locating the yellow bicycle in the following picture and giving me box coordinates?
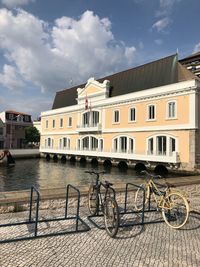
[135,170,190,229]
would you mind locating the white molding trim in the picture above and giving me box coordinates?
[102,124,197,133]
[41,80,197,117]
[41,131,77,136]
[189,92,197,128]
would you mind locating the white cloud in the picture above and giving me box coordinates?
[0,9,136,92]
[152,17,171,32]
[193,43,200,54]
[156,0,181,17]
[0,64,25,90]
[1,0,34,8]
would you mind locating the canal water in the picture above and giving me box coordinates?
[0,158,147,192]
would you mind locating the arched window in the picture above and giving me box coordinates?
[169,137,176,154]
[82,136,89,150]
[129,138,134,153]
[156,136,166,155]
[59,137,71,150]
[148,138,154,155]
[147,135,177,156]
[91,137,98,150]
[99,139,104,151]
[113,136,134,153]
[46,138,53,148]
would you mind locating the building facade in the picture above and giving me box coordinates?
[180,52,200,78]
[0,110,32,149]
[40,54,200,172]
[0,118,5,149]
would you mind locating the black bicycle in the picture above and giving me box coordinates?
[85,171,120,238]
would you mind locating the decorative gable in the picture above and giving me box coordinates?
[76,77,110,105]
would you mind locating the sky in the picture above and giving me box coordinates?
[0,0,200,119]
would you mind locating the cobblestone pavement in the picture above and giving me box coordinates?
[0,184,200,267]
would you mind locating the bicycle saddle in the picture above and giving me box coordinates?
[105,180,113,187]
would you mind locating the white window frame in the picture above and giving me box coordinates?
[52,119,55,129]
[146,134,178,156]
[112,135,135,154]
[68,117,72,127]
[45,120,48,129]
[60,118,63,128]
[113,110,120,124]
[129,107,136,122]
[166,100,177,119]
[147,104,156,121]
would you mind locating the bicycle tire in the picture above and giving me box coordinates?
[88,185,99,215]
[104,197,119,238]
[162,192,189,229]
[134,184,149,211]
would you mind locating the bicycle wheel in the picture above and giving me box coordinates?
[88,185,99,215]
[162,192,189,229]
[134,184,149,211]
[104,197,119,238]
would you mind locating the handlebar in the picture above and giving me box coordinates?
[141,170,162,179]
[85,170,106,176]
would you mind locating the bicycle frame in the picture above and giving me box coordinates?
[96,182,115,214]
[86,171,115,214]
[145,179,172,210]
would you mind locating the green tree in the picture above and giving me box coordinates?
[25,126,40,143]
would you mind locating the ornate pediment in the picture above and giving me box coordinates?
[76,77,110,105]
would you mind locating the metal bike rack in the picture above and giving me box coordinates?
[87,186,117,230]
[88,182,166,232]
[0,185,90,243]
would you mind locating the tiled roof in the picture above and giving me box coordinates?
[52,54,196,110]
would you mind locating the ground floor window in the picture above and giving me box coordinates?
[147,135,177,156]
[45,138,53,148]
[59,137,70,149]
[113,136,134,153]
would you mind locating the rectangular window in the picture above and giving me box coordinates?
[130,108,136,121]
[60,118,63,128]
[168,102,176,118]
[46,120,48,129]
[148,105,155,120]
[68,117,72,127]
[113,110,119,123]
[52,119,55,128]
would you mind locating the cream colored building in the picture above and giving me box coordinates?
[40,54,200,172]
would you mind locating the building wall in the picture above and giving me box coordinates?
[40,78,199,171]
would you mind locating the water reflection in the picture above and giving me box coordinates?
[0,158,145,192]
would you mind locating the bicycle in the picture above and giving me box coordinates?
[86,171,120,237]
[134,170,190,229]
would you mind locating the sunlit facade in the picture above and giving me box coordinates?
[40,54,200,172]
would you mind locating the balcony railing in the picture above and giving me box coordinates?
[76,123,102,132]
[40,146,180,163]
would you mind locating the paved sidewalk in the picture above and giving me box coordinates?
[0,184,200,267]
